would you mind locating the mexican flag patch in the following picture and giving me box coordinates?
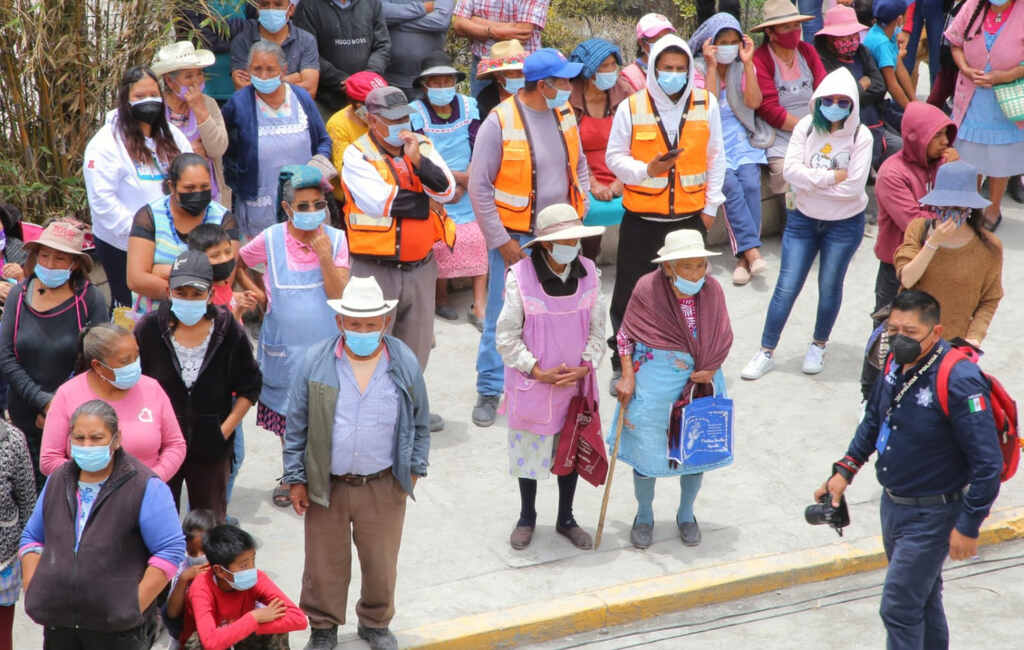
[968,394,987,413]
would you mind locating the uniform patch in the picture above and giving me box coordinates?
[916,386,933,408]
[968,394,987,413]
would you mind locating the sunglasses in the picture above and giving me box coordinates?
[294,200,328,211]
[821,97,853,109]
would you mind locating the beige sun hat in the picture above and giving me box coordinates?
[651,230,720,264]
[151,41,216,77]
[327,276,398,318]
[24,219,93,272]
[751,0,813,32]
[477,40,527,79]
[522,204,605,248]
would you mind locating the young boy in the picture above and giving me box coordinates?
[164,509,218,650]
[187,223,261,321]
[861,0,915,127]
[181,525,307,650]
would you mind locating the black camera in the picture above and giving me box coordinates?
[805,494,851,536]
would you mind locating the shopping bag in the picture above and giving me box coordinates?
[552,370,608,486]
[668,390,734,470]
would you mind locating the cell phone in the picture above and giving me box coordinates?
[660,148,682,161]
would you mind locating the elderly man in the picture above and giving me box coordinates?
[341,85,455,432]
[284,276,430,650]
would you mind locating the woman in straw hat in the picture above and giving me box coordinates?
[496,204,606,551]
[0,220,108,490]
[474,40,527,117]
[611,230,733,550]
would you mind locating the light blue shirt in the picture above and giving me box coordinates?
[863,24,898,70]
[330,350,400,476]
[718,88,766,170]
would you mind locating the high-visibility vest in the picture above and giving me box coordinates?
[493,96,587,233]
[622,88,710,217]
[342,133,456,262]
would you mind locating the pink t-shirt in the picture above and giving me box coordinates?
[40,373,187,482]
[239,226,350,310]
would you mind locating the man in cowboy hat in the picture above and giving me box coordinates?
[284,276,430,650]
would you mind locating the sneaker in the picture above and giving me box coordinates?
[609,369,622,398]
[732,264,751,286]
[429,413,445,432]
[471,394,500,427]
[357,624,398,650]
[802,343,826,375]
[304,625,338,650]
[740,350,774,380]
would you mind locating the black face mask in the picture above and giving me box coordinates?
[177,190,212,217]
[891,330,932,365]
[129,98,164,125]
[211,258,236,283]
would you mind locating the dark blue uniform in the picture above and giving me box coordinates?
[838,340,1001,650]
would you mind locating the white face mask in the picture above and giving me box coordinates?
[549,242,580,265]
[715,44,739,65]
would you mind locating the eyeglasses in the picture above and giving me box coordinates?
[821,97,853,109]
[295,201,328,211]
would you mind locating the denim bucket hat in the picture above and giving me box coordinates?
[919,161,992,209]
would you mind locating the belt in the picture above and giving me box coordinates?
[885,489,963,507]
[331,468,391,486]
[354,252,433,271]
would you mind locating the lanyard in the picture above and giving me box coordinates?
[885,348,941,421]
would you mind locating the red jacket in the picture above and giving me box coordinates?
[753,42,826,129]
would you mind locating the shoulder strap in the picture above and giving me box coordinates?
[936,348,969,417]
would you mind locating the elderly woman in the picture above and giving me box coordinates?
[20,399,185,649]
[945,0,1024,231]
[612,230,733,549]
[0,420,35,650]
[0,221,107,490]
[474,40,527,117]
[83,65,192,307]
[40,323,186,482]
[222,40,333,239]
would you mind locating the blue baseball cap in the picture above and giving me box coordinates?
[873,0,907,24]
[523,48,584,82]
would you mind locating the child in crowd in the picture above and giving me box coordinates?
[181,524,307,649]
[164,509,218,650]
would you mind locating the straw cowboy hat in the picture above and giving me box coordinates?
[523,204,605,248]
[24,219,93,272]
[651,230,720,263]
[327,276,398,318]
[151,41,216,77]
[751,0,813,32]
[477,40,527,79]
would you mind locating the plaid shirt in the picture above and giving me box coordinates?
[454,0,551,58]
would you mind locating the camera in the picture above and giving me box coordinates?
[805,494,851,536]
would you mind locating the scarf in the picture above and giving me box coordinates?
[688,12,743,56]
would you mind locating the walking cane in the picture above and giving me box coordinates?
[594,407,626,550]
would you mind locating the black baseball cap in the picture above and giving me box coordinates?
[169,249,213,292]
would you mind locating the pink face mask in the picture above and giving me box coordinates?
[832,35,861,57]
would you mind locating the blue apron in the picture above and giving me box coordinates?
[411,95,477,224]
[258,222,345,413]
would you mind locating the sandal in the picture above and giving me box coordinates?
[984,213,1002,232]
[272,483,291,508]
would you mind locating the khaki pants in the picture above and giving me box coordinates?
[766,157,788,196]
[300,474,407,630]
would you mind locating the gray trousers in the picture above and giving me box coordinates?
[350,256,437,370]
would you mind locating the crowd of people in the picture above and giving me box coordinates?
[0,0,1018,648]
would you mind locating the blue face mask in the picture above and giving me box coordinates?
[544,86,572,109]
[100,358,142,391]
[345,329,383,357]
[502,77,525,94]
[291,209,326,231]
[171,297,208,326]
[383,120,410,147]
[250,74,281,94]
[594,71,619,91]
[225,567,258,591]
[426,86,456,107]
[674,274,705,295]
[35,264,71,289]
[258,8,288,33]
[989,0,1010,5]
[71,443,112,473]
[819,102,851,123]
[657,71,688,95]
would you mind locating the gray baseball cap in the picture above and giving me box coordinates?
[365,86,414,120]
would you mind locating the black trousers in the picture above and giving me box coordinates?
[93,238,131,309]
[43,624,147,650]
[169,455,231,523]
[607,212,707,370]
[860,261,900,400]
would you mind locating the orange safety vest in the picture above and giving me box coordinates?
[622,88,710,217]
[493,96,587,233]
[342,133,457,262]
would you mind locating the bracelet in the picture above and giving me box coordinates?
[924,242,939,251]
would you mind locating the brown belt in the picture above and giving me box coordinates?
[331,468,391,486]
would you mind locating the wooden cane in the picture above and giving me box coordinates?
[594,406,627,550]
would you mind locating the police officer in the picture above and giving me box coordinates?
[817,290,1002,650]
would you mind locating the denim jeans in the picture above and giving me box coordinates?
[903,0,946,86]
[476,234,529,396]
[722,163,763,256]
[880,493,959,650]
[761,210,865,349]
[226,422,245,504]
[797,0,824,42]
[469,54,491,98]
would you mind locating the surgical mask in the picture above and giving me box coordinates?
[250,74,282,94]
[100,358,142,390]
[657,71,688,95]
[426,86,456,106]
[990,0,1010,6]
[891,332,931,365]
[71,443,112,473]
[549,242,580,265]
[171,297,208,326]
[292,209,326,231]
[594,71,619,90]
[715,45,739,65]
[674,274,705,295]
[345,329,383,357]
[186,554,208,567]
[819,102,851,122]
[177,189,211,217]
[211,259,236,282]
[544,87,571,109]
[258,8,288,32]
[224,567,258,591]
[502,77,525,94]
[772,28,801,49]
[35,264,71,289]
[129,98,163,124]
[383,120,410,147]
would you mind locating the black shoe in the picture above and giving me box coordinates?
[472,394,500,427]
[304,625,338,650]
[358,624,398,650]
[1009,175,1024,204]
[435,304,458,320]
[678,517,701,547]
[429,412,445,432]
[630,518,653,549]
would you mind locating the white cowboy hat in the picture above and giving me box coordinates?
[151,41,216,77]
[522,204,605,248]
[651,229,720,263]
[327,276,398,318]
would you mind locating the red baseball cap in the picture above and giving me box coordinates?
[345,71,387,102]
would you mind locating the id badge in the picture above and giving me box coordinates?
[875,419,891,456]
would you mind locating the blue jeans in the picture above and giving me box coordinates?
[903,0,945,86]
[226,423,244,504]
[476,234,530,396]
[722,163,763,256]
[761,210,865,349]
[880,492,959,649]
[797,0,823,43]
[470,54,491,98]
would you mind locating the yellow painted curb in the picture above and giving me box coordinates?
[399,506,1024,649]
